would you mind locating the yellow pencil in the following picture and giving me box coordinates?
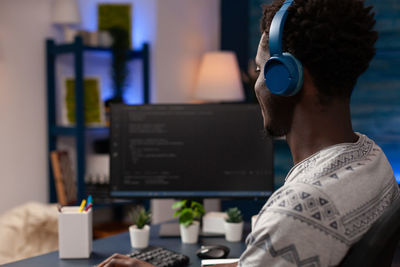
[79,199,86,213]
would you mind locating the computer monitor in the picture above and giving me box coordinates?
[109,103,274,198]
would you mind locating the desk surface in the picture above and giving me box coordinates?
[2,224,247,267]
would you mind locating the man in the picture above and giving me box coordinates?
[98,0,399,266]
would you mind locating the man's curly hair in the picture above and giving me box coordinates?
[260,0,378,100]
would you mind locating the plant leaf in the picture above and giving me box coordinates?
[182,220,192,227]
[172,200,186,210]
[178,209,194,225]
[130,206,151,228]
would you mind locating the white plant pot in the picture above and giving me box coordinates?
[224,221,244,242]
[129,225,150,248]
[179,221,200,244]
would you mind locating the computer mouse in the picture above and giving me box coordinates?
[196,245,230,259]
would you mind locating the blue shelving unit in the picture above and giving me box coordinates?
[46,36,150,203]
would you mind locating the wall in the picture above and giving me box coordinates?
[0,0,221,215]
[0,0,52,215]
[152,0,221,223]
[154,0,220,103]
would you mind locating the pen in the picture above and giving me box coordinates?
[79,199,86,212]
[87,195,92,207]
[85,203,92,212]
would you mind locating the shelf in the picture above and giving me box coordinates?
[46,36,150,203]
[84,45,146,60]
[50,126,77,136]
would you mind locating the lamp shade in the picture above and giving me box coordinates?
[52,0,81,25]
[194,51,245,102]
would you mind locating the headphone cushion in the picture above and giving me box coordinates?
[264,52,303,96]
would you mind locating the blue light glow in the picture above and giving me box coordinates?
[392,165,400,184]
[123,87,143,105]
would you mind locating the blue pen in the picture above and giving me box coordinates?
[86,195,92,209]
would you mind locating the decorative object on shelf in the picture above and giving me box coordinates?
[76,30,97,46]
[85,154,109,185]
[87,31,99,46]
[75,30,113,47]
[50,150,77,206]
[194,51,245,102]
[103,26,130,128]
[108,26,130,103]
[51,0,81,43]
[62,76,104,126]
[98,3,132,103]
[98,31,113,47]
[224,207,244,242]
[98,3,132,48]
[76,30,90,45]
[128,206,151,248]
[172,200,205,244]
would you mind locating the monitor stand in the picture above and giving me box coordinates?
[159,222,224,238]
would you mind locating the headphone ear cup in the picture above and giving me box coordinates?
[284,52,304,95]
[264,52,303,96]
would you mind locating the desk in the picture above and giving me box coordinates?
[2,224,247,267]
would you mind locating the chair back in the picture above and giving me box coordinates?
[339,195,400,267]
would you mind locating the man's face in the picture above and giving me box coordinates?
[254,33,298,137]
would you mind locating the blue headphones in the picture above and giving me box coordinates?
[264,0,303,96]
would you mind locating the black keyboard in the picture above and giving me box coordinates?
[127,246,190,267]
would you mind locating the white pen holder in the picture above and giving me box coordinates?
[58,206,93,259]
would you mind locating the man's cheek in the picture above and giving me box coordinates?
[254,76,267,97]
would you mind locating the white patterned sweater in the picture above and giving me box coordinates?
[239,133,399,267]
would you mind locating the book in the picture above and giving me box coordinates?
[51,151,77,205]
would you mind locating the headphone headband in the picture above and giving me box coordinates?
[269,0,293,56]
[264,0,303,96]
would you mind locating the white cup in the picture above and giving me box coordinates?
[58,206,92,259]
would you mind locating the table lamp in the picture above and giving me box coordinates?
[51,0,81,43]
[194,51,245,102]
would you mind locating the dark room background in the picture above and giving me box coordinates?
[221,0,400,187]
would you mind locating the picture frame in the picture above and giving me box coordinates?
[61,76,105,126]
[98,3,132,48]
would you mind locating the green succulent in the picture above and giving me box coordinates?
[129,206,151,229]
[172,200,205,227]
[226,207,243,223]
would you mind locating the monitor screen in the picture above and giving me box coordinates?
[109,104,274,198]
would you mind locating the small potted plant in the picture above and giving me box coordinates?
[224,207,244,242]
[128,206,151,248]
[172,200,205,244]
